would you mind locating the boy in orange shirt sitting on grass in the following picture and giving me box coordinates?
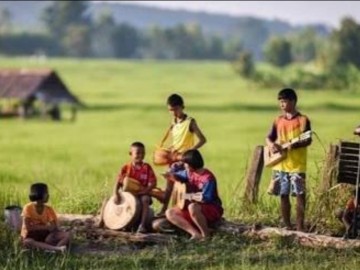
[21,183,71,253]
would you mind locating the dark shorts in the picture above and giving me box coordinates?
[180,204,223,226]
[24,230,51,242]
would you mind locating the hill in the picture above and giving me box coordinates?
[0,1,331,37]
[0,1,331,59]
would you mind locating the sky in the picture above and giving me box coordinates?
[105,1,360,28]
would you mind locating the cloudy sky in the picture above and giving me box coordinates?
[113,1,360,27]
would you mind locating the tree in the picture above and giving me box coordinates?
[62,24,91,57]
[42,1,90,37]
[206,36,224,59]
[264,37,292,67]
[112,23,140,58]
[0,7,12,34]
[232,51,255,78]
[233,18,269,60]
[290,27,318,63]
[91,11,116,57]
[332,17,360,68]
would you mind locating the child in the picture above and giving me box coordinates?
[335,188,360,239]
[114,141,157,233]
[21,183,71,252]
[164,149,223,240]
[266,88,312,231]
[158,93,207,216]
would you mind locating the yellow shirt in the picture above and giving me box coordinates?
[171,116,195,154]
[270,114,311,173]
[20,202,57,238]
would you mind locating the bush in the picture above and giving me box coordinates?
[231,51,255,78]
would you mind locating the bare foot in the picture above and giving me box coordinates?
[57,246,67,253]
[189,233,203,241]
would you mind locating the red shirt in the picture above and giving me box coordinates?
[346,197,360,212]
[118,162,156,187]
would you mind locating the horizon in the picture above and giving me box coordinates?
[95,1,360,28]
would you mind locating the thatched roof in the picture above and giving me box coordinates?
[0,69,81,105]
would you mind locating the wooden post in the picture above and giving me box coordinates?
[244,145,264,203]
[320,144,339,193]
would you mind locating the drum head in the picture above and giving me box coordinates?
[103,192,141,230]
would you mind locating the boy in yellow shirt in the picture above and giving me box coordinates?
[266,88,312,231]
[157,93,207,216]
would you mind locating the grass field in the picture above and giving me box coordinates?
[1,57,360,269]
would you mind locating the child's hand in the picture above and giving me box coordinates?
[113,193,121,204]
[270,143,282,153]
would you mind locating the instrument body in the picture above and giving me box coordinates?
[264,130,312,167]
[171,181,203,209]
[153,148,182,166]
[122,176,165,202]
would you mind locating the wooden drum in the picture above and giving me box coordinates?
[123,176,165,203]
[102,192,141,231]
[153,148,172,166]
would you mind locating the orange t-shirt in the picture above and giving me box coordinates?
[20,202,57,238]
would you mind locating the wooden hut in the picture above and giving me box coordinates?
[0,68,81,120]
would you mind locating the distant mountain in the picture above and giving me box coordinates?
[89,2,331,38]
[0,1,331,36]
[0,1,331,59]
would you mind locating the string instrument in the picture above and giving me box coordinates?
[171,181,203,209]
[264,130,312,167]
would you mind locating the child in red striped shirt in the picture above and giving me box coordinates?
[114,142,157,233]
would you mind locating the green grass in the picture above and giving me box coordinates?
[1,57,360,269]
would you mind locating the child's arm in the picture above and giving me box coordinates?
[137,182,156,195]
[189,119,207,150]
[266,122,282,153]
[113,181,122,203]
[290,118,312,149]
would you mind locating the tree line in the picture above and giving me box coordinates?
[0,1,328,62]
[0,0,359,81]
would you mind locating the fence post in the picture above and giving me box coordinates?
[320,144,339,192]
[244,145,264,203]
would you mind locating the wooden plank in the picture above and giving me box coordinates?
[340,141,360,149]
[244,145,264,203]
[339,155,360,161]
[321,144,339,191]
[339,163,359,169]
[337,175,357,185]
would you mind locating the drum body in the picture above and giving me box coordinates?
[153,148,172,165]
[123,177,142,193]
[123,177,165,203]
[103,192,141,231]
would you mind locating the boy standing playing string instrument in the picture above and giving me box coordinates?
[156,93,207,216]
[266,88,312,231]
